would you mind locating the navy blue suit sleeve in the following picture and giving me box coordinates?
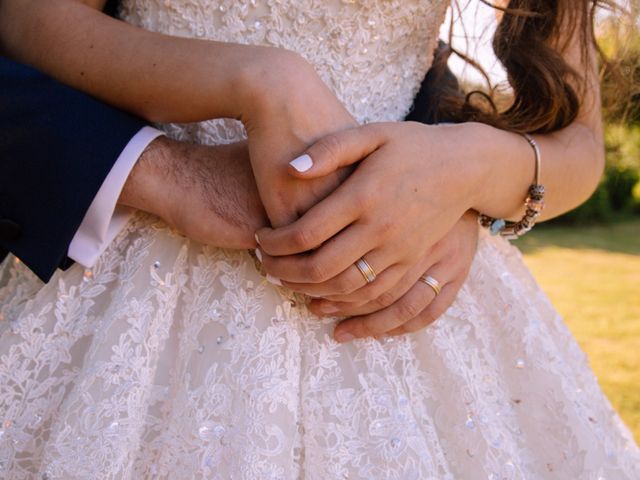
[0,56,148,282]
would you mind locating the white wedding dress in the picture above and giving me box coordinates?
[1,1,639,478]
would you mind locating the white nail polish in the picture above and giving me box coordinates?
[289,154,313,173]
[255,249,263,262]
[266,274,282,286]
[254,233,260,245]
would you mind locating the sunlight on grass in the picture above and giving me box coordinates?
[515,220,640,443]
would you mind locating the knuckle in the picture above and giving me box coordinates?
[396,299,421,320]
[306,259,328,283]
[357,287,378,304]
[335,277,357,296]
[356,318,378,338]
[374,290,397,309]
[352,187,374,211]
[314,134,343,166]
[290,227,313,251]
[376,217,396,237]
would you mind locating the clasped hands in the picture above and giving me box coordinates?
[254,121,482,343]
[122,52,482,343]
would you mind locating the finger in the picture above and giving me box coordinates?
[386,276,463,336]
[307,266,409,316]
[320,245,435,304]
[310,253,435,316]
[281,245,402,298]
[319,263,405,302]
[333,263,451,342]
[259,224,377,284]
[287,124,386,178]
[285,256,400,300]
[256,179,369,256]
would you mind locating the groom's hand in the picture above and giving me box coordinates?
[119,136,267,248]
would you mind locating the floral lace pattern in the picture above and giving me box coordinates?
[1,0,639,478]
[119,0,449,141]
[1,216,638,479]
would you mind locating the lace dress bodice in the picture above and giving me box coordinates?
[120,0,450,143]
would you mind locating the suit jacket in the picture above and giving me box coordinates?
[0,56,146,282]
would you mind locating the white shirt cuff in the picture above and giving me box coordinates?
[68,126,165,268]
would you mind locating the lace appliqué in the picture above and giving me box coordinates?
[1,0,639,478]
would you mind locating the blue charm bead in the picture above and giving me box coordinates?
[490,219,506,235]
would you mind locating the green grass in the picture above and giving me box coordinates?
[514,219,640,443]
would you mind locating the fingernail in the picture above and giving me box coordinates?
[334,331,355,343]
[289,154,313,172]
[254,233,260,245]
[254,249,263,262]
[266,274,282,286]
[318,303,339,314]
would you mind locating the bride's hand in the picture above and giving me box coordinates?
[255,122,486,298]
[312,211,479,342]
[241,51,357,227]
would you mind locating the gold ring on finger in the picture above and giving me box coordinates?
[355,257,377,284]
[418,274,442,296]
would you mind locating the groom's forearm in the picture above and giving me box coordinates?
[118,136,267,249]
[0,0,302,123]
[118,136,254,228]
[118,136,176,219]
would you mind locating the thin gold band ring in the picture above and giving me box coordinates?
[419,274,442,296]
[355,257,377,284]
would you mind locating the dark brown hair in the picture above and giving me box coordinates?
[408,1,615,134]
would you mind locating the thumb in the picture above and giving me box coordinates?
[288,124,385,179]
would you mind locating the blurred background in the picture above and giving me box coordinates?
[444,1,640,442]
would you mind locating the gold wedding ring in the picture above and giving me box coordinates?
[419,274,442,296]
[355,257,377,284]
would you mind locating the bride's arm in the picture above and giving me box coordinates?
[255,17,605,312]
[0,0,294,123]
[274,33,604,226]
[0,0,357,227]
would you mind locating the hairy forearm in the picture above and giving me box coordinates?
[0,0,294,123]
[118,136,266,248]
[118,137,173,217]
[119,137,246,222]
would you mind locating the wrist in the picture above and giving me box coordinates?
[462,122,502,211]
[235,47,313,123]
[118,136,177,219]
[427,122,495,212]
[446,122,532,219]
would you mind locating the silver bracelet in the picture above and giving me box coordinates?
[478,133,545,240]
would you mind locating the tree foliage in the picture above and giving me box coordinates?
[599,3,640,124]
